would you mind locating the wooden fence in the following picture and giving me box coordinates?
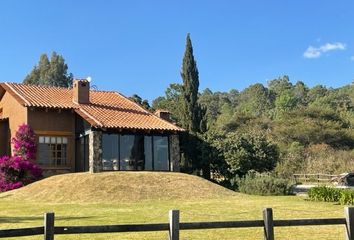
[1,207,354,240]
[293,173,338,184]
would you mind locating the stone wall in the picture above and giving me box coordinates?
[89,130,103,173]
[169,134,180,172]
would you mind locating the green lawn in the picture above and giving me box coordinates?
[0,194,349,240]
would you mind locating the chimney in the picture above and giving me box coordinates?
[73,79,90,104]
[155,109,171,122]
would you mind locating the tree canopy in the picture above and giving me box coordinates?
[153,74,354,182]
[24,52,73,87]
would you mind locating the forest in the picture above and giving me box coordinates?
[152,75,354,183]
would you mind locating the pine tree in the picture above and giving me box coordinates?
[181,33,200,133]
[24,52,73,87]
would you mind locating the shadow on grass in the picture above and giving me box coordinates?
[0,216,94,223]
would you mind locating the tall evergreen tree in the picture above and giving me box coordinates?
[179,34,211,177]
[24,52,73,87]
[181,33,200,133]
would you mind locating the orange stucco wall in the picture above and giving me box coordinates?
[0,91,28,150]
[0,92,77,173]
[27,109,76,172]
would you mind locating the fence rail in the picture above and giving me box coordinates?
[293,173,338,184]
[1,207,354,240]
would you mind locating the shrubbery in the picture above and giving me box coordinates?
[12,124,37,161]
[236,171,293,196]
[0,124,42,192]
[308,186,354,205]
[0,155,42,192]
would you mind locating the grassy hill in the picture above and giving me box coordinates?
[0,172,235,203]
[0,172,349,239]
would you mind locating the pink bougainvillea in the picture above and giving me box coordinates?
[0,124,42,192]
[12,124,37,161]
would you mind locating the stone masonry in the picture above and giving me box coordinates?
[89,130,103,173]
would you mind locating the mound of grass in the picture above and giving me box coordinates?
[0,172,235,203]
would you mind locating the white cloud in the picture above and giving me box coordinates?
[351,56,354,61]
[303,42,346,59]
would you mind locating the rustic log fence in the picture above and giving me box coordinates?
[1,207,354,240]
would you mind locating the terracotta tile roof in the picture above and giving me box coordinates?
[0,83,184,132]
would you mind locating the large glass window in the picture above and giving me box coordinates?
[153,136,169,171]
[119,135,135,170]
[102,134,119,170]
[38,136,68,167]
[102,134,169,171]
[119,135,145,170]
[144,136,153,170]
[76,135,89,172]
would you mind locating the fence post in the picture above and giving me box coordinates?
[345,207,354,240]
[44,212,55,240]
[263,208,274,240]
[169,210,179,240]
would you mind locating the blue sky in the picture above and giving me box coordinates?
[0,1,353,102]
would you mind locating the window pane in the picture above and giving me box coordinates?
[38,143,51,165]
[144,136,153,170]
[120,135,135,170]
[133,135,144,171]
[153,136,169,171]
[63,137,68,144]
[38,136,68,167]
[62,144,67,165]
[102,134,119,170]
[119,135,145,171]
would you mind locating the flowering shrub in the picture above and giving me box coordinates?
[0,124,42,192]
[0,156,42,192]
[12,124,36,161]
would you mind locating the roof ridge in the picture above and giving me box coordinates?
[5,82,71,91]
[114,92,184,131]
[4,82,118,93]
[90,89,117,93]
[4,83,31,106]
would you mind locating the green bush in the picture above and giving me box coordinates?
[339,189,354,205]
[308,186,354,205]
[236,171,292,196]
[308,186,341,202]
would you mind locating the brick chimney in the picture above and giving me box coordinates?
[73,79,90,104]
[155,109,171,122]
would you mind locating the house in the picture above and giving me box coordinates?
[0,79,184,175]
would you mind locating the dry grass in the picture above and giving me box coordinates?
[0,172,235,203]
[0,172,349,239]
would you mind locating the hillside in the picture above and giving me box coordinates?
[0,172,236,203]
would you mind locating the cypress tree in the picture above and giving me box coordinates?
[180,34,210,177]
[181,33,200,133]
